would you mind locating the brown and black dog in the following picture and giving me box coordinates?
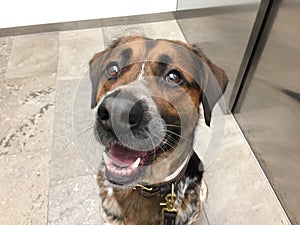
[89,36,228,225]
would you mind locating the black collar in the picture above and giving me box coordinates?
[133,151,204,198]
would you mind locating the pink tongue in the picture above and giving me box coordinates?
[109,145,147,166]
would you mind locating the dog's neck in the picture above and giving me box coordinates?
[162,152,191,182]
[138,142,195,185]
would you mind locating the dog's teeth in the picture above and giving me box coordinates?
[114,168,120,175]
[103,152,111,165]
[126,168,131,175]
[131,157,141,169]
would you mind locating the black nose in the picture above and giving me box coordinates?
[97,92,144,132]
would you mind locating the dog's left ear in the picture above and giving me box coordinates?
[191,46,228,126]
[89,51,106,109]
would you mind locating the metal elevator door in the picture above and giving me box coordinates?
[177,0,300,224]
[234,1,300,224]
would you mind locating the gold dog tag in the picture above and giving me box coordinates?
[160,183,177,214]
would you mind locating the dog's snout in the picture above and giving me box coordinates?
[97,104,112,130]
[128,101,144,128]
[97,93,144,132]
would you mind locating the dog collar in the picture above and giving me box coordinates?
[132,157,189,198]
[132,150,193,197]
[133,151,204,197]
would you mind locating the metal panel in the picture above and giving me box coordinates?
[176,1,261,110]
[234,1,300,224]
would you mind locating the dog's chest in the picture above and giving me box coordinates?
[98,172,202,225]
[115,190,163,225]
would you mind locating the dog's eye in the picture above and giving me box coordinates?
[165,69,183,85]
[106,63,120,78]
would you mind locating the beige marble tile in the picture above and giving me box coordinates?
[72,75,104,172]
[0,75,56,154]
[102,24,145,46]
[57,28,104,79]
[199,208,209,225]
[0,36,13,79]
[48,175,101,225]
[143,20,186,41]
[200,115,290,225]
[0,150,50,225]
[51,134,96,182]
[5,32,58,79]
[50,78,96,181]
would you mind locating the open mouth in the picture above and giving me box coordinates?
[102,136,176,185]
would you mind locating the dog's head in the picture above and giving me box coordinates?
[89,36,228,186]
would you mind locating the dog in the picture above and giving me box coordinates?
[89,36,228,225]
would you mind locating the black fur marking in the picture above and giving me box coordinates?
[185,151,204,182]
[159,54,173,65]
[102,206,123,222]
[146,40,158,52]
[120,48,132,68]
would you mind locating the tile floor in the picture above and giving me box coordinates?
[0,20,290,225]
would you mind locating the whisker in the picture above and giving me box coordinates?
[143,129,156,151]
[75,123,93,135]
[161,140,176,151]
[72,120,94,128]
[163,129,193,143]
[146,114,190,130]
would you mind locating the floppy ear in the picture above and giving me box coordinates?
[89,51,105,109]
[201,57,228,126]
[188,45,228,126]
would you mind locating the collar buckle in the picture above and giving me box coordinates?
[133,184,153,192]
[160,183,178,224]
[160,183,177,213]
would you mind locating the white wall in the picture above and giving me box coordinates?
[0,0,177,29]
[0,0,260,29]
[177,0,260,10]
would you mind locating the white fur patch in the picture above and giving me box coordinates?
[107,187,113,197]
[199,178,208,203]
[174,176,203,224]
[96,87,121,109]
[137,62,146,81]
[163,155,191,182]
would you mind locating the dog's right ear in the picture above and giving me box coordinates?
[201,58,228,126]
[189,45,228,126]
[89,51,105,109]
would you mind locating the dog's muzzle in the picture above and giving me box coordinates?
[94,88,172,185]
[97,89,146,135]
[95,88,166,150]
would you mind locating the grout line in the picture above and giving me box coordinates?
[203,205,211,225]
[0,36,14,80]
[46,32,60,225]
[230,114,292,225]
